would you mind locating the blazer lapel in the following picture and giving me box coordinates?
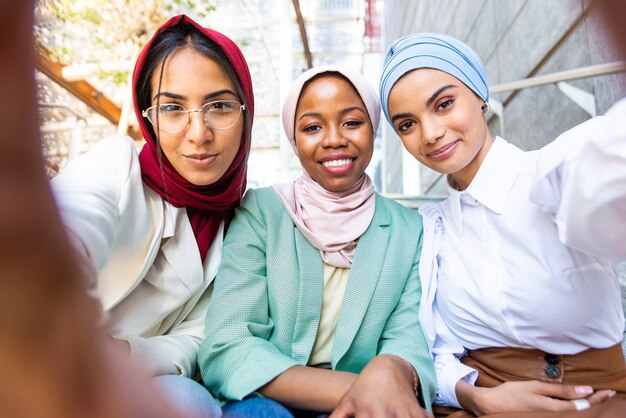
[332,196,390,365]
[100,189,163,311]
[160,207,204,294]
[291,227,324,364]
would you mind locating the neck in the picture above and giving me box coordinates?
[449,133,494,191]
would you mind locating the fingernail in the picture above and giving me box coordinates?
[609,390,616,398]
[575,386,593,395]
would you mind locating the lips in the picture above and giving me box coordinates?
[426,140,459,160]
[184,153,218,167]
[319,154,355,173]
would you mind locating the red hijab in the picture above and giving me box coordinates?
[132,15,254,261]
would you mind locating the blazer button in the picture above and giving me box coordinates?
[545,364,561,378]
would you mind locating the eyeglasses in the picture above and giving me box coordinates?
[142,100,246,134]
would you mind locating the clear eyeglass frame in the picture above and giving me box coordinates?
[141,100,246,134]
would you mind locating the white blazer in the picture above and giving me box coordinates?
[51,135,222,377]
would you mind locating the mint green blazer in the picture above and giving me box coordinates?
[199,187,435,409]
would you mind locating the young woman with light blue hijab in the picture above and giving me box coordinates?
[379,33,626,417]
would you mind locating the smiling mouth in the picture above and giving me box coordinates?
[321,158,354,168]
[427,140,459,160]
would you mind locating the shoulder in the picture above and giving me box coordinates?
[376,193,423,229]
[239,187,283,213]
[233,187,288,229]
[52,135,139,187]
[51,135,144,201]
[81,135,138,165]
[418,201,445,247]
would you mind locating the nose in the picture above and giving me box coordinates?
[321,124,348,148]
[421,115,444,145]
[185,110,212,144]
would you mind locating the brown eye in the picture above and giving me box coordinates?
[303,125,321,133]
[398,121,416,132]
[437,99,454,111]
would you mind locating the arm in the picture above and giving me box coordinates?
[123,282,213,377]
[259,365,356,411]
[456,380,615,415]
[557,101,626,260]
[530,108,626,260]
[50,135,139,271]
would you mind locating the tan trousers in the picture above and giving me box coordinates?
[433,343,626,418]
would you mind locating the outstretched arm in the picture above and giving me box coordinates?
[0,3,176,416]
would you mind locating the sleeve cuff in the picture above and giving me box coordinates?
[123,335,180,377]
[434,354,478,408]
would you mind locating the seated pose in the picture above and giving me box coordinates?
[379,33,626,417]
[199,66,436,418]
[51,14,254,418]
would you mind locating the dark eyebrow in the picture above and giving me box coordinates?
[340,106,367,116]
[298,106,366,121]
[152,89,238,102]
[426,84,456,107]
[391,112,413,123]
[391,84,457,123]
[298,112,321,121]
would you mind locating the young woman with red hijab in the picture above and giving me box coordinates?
[51,14,254,418]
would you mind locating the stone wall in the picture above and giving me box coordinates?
[382,0,626,194]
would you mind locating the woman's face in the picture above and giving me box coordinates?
[387,69,492,190]
[294,75,374,193]
[149,47,243,186]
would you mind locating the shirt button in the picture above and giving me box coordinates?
[544,354,559,365]
[545,364,561,378]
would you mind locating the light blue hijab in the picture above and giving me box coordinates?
[379,32,489,123]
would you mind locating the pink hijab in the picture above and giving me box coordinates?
[273,66,380,267]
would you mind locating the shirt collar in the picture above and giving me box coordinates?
[444,137,525,233]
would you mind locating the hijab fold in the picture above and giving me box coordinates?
[379,32,489,123]
[132,14,254,262]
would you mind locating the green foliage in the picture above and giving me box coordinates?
[35,0,218,79]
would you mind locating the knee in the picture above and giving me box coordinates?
[152,375,222,418]
[222,397,293,418]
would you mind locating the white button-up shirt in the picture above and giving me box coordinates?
[418,137,624,408]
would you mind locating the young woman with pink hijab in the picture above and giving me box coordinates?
[199,66,435,418]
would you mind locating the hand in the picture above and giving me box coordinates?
[456,380,616,416]
[108,336,131,357]
[330,355,434,418]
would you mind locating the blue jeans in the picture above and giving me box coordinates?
[153,375,222,418]
[222,397,294,418]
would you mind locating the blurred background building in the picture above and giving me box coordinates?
[35,0,626,197]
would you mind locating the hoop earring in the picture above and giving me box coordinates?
[481,103,489,113]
